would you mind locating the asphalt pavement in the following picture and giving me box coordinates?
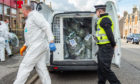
[0,39,140,84]
[35,39,140,84]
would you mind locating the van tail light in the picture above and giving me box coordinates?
[53,67,58,70]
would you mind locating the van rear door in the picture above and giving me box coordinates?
[106,1,121,68]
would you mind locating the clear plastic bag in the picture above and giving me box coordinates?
[63,18,92,59]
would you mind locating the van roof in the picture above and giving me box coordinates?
[53,11,95,18]
[63,11,95,13]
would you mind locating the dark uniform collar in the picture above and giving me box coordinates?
[100,13,108,17]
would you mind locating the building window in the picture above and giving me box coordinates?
[11,8,16,15]
[132,15,134,22]
[130,29,131,33]
[130,17,132,25]
[4,6,10,15]
[0,4,2,20]
[0,4,2,15]
[0,15,2,20]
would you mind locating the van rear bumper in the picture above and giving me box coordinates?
[48,65,97,71]
[49,53,97,71]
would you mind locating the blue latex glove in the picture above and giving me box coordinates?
[49,43,56,52]
[5,40,8,43]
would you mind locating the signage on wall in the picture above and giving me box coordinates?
[17,0,23,8]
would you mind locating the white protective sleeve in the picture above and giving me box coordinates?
[32,12,54,42]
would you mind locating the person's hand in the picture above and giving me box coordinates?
[93,35,99,42]
[49,43,56,52]
[20,45,27,56]
[5,40,8,43]
[50,40,54,43]
[114,46,117,49]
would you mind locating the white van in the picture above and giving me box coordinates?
[37,1,121,72]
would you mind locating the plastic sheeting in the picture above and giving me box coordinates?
[63,18,92,59]
[8,33,19,47]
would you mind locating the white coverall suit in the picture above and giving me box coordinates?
[0,26,6,61]
[0,21,12,56]
[13,10,54,84]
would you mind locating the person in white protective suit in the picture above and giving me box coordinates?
[4,19,10,32]
[0,20,13,57]
[13,5,55,84]
[0,22,6,62]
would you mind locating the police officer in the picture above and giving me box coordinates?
[94,5,121,84]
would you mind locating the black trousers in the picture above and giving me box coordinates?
[97,44,121,84]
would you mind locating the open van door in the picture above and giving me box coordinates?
[31,1,54,24]
[106,1,121,68]
[92,15,99,63]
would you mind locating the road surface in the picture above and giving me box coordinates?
[35,40,140,84]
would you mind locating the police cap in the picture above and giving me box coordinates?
[94,5,106,10]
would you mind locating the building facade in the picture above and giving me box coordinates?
[123,6,140,38]
[0,0,17,31]
[0,0,53,46]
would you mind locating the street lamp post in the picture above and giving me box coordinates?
[2,0,4,20]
